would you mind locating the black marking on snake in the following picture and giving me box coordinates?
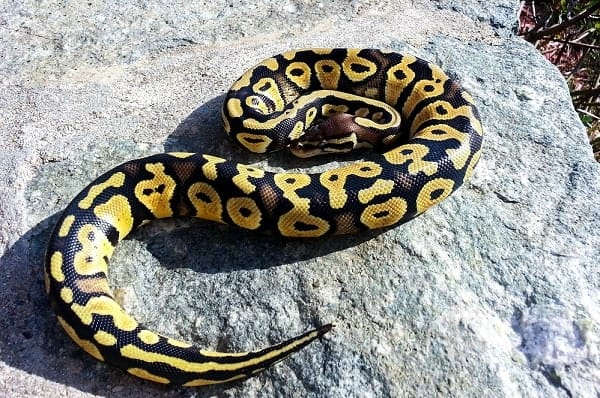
[45,48,482,387]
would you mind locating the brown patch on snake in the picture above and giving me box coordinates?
[76,277,111,295]
[122,161,142,176]
[258,183,281,215]
[275,72,301,103]
[334,212,360,234]
[171,160,198,183]
[443,80,463,102]
[392,171,417,191]
[368,50,395,71]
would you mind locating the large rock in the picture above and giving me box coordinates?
[1,1,598,397]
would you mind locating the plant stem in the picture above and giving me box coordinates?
[524,3,600,41]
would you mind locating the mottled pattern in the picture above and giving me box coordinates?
[45,48,482,386]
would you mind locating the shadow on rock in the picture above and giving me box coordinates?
[0,97,384,395]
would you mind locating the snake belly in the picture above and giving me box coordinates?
[44,48,483,386]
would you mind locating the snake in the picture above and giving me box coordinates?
[44,48,483,386]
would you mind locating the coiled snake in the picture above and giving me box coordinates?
[44,48,483,386]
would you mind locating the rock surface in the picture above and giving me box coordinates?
[1,1,599,397]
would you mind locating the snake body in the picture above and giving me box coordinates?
[44,49,482,386]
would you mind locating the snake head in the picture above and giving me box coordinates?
[289,113,381,158]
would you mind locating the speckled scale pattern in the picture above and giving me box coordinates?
[44,48,482,386]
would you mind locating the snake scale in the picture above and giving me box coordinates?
[44,48,483,386]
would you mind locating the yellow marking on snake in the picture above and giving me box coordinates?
[322,104,348,116]
[282,50,298,61]
[60,287,73,303]
[411,101,474,135]
[342,49,376,82]
[94,330,118,346]
[385,55,417,106]
[315,59,341,89]
[471,114,484,136]
[168,338,193,348]
[58,215,75,237]
[286,62,312,90]
[73,224,113,276]
[201,154,226,180]
[78,172,125,210]
[226,98,244,118]
[253,77,285,111]
[169,152,195,159]
[183,374,246,387]
[305,107,318,126]
[274,173,330,237]
[231,57,279,91]
[127,368,171,384]
[134,163,176,218]
[465,150,482,180]
[360,197,408,229]
[232,164,265,194]
[71,296,138,331]
[419,124,472,170]
[320,162,382,209]
[49,251,64,282]
[416,178,456,214]
[138,329,161,345]
[200,349,250,357]
[289,121,305,140]
[236,132,273,153]
[58,316,104,361]
[45,48,482,386]
[403,65,449,116]
[246,95,270,114]
[93,195,133,239]
[383,143,439,176]
[188,182,224,223]
[122,326,322,374]
[226,197,262,230]
[358,179,395,204]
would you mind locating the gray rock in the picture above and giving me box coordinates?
[431,0,519,36]
[1,1,598,397]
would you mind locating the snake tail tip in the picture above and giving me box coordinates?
[318,323,335,336]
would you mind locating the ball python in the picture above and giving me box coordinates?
[44,48,483,386]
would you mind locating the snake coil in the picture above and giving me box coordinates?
[45,48,482,386]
